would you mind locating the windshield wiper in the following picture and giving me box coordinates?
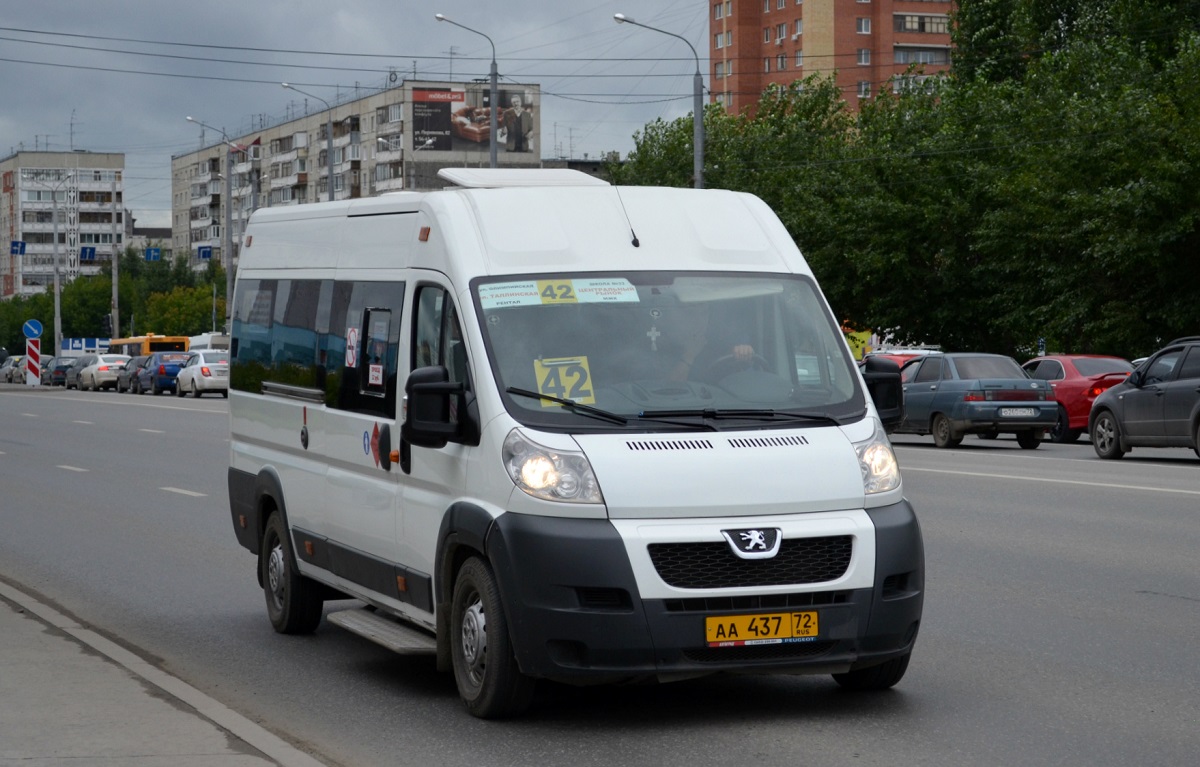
[638,408,844,426]
[506,387,628,425]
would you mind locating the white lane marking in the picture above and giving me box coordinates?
[22,413,37,417]
[72,420,94,425]
[161,487,206,497]
[138,428,164,434]
[903,466,1200,496]
[57,465,88,472]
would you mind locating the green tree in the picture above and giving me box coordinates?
[143,285,225,336]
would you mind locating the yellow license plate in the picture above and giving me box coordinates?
[705,611,819,647]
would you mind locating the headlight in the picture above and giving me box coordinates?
[853,418,901,494]
[503,430,604,504]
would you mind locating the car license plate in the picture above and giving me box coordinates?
[1000,407,1036,417]
[705,611,819,647]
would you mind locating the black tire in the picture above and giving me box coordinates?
[192,381,202,398]
[833,652,911,691]
[1049,406,1081,444]
[1091,410,1125,459]
[1194,422,1200,460]
[931,414,961,448]
[450,557,535,719]
[260,511,324,634]
[152,381,161,395]
[1016,430,1042,449]
[221,390,228,398]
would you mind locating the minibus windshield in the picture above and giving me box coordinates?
[474,272,865,430]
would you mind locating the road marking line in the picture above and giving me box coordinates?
[72,420,94,425]
[22,413,37,417]
[138,428,164,434]
[903,466,1200,496]
[161,487,206,497]
[57,465,88,472]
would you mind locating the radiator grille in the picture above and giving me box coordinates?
[649,536,853,589]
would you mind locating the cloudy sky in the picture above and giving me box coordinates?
[1,1,709,228]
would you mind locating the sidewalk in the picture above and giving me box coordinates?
[0,580,329,767]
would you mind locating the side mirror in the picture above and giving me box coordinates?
[1127,368,1144,388]
[401,365,464,449]
[862,356,904,431]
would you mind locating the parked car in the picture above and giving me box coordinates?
[38,356,58,385]
[1022,355,1133,443]
[115,356,149,393]
[63,355,94,390]
[46,357,74,386]
[132,351,191,395]
[0,355,25,383]
[1089,337,1200,460]
[78,354,132,391]
[894,352,1057,448]
[175,349,230,398]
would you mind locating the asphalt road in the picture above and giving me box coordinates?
[2,385,1198,766]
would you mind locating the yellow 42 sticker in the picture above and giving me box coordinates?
[533,356,595,406]
[536,280,577,303]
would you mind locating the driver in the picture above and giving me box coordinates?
[666,302,755,381]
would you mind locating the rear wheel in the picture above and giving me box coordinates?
[1091,411,1125,459]
[451,557,535,719]
[261,511,324,634]
[192,381,202,398]
[1193,422,1200,460]
[1016,430,1042,449]
[1049,406,1081,443]
[931,414,962,448]
[833,652,911,691]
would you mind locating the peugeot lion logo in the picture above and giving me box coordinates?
[721,528,783,560]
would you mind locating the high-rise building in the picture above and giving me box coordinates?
[709,0,954,115]
[0,151,125,299]
[172,80,543,273]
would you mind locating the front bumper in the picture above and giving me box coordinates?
[485,501,923,684]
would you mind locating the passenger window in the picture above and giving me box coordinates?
[914,358,942,383]
[1176,348,1200,381]
[1031,360,1063,380]
[1144,351,1181,385]
[413,285,471,424]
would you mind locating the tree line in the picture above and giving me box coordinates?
[0,247,226,356]
[608,0,1200,360]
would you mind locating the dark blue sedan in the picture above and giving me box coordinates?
[133,351,192,395]
[893,353,1057,449]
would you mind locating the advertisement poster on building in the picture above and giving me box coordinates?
[412,84,539,154]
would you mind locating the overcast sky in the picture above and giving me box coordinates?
[1,1,709,228]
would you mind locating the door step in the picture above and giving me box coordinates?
[328,608,437,655]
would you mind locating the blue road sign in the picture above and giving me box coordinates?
[145,247,161,261]
[80,246,97,262]
[23,319,43,339]
[198,246,212,260]
[10,241,26,256]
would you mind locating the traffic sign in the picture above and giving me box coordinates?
[10,241,26,256]
[22,319,43,339]
[145,247,161,261]
[80,246,97,262]
[198,246,212,260]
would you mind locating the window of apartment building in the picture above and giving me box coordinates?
[857,18,871,33]
[777,53,787,70]
[795,49,803,67]
[715,33,724,49]
[375,104,403,124]
[715,62,725,79]
[794,20,803,36]
[715,2,724,19]
[725,30,733,47]
[894,47,949,65]
[777,0,786,8]
[764,0,769,11]
[777,23,787,41]
[764,27,771,42]
[764,57,771,72]
[896,15,949,34]
[858,81,872,98]
[858,48,871,65]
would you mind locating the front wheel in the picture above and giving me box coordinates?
[1016,430,1042,450]
[1091,411,1125,459]
[261,511,324,634]
[931,414,962,448]
[451,557,535,719]
[833,652,911,691]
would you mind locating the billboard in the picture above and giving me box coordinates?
[412,84,539,155]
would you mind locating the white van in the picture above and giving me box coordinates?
[227,169,921,718]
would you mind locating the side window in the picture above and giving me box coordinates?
[335,280,404,417]
[914,358,942,383]
[1175,347,1200,381]
[413,285,470,424]
[1030,360,1063,380]
[1144,350,1181,385]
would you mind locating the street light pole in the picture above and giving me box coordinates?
[29,169,75,356]
[282,83,335,202]
[614,13,705,189]
[435,14,498,169]
[186,116,235,333]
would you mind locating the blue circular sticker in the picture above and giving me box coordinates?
[363,431,371,455]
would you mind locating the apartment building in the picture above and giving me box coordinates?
[171,80,543,272]
[710,0,954,114]
[0,151,126,299]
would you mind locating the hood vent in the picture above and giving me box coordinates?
[727,435,810,449]
[625,438,714,452]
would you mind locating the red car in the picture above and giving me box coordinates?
[1022,355,1133,443]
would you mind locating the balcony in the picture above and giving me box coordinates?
[376,177,406,193]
